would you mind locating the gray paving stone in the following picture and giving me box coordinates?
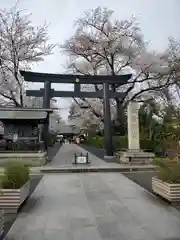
[48,143,108,167]
[6,229,44,240]
[6,171,180,240]
[108,200,140,224]
[44,216,70,231]
[43,229,73,240]
[73,226,102,240]
[103,237,127,240]
[21,232,44,240]
[100,173,180,239]
[70,217,96,230]
[119,224,158,240]
[97,220,123,239]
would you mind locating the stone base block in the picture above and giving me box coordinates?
[0,152,48,166]
[118,150,155,165]
[152,177,180,202]
[104,155,117,162]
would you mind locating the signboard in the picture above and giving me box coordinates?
[127,102,140,150]
[13,133,18,142]
[76,156,87,164]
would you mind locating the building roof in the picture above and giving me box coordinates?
[57,125,80,134]
[0,108,53,120]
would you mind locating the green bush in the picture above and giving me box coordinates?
[86,135,153,152]
[140,139,153,152]
[112,136,128,150]
[86,136,104,148]
[153,157,180,183]
[86,135,127,150]
[1,161,30,189]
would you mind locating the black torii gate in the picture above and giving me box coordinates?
[20,70,131,160]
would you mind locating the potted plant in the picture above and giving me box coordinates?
[152,157,180,202]
[0,161,30,213]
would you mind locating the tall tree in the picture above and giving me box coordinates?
[60,7,171,125]
[0,5,54,107]
[139,99,161,139]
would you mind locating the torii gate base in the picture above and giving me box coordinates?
[20,71,131,161]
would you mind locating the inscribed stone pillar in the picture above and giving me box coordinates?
[127,101,140,150]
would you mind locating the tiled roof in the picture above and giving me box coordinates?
[57,125,80,134]
[0,108,52,120]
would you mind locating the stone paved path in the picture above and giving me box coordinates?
[42,143,155,172]
[6,173,180,240]
[48,143,109,167]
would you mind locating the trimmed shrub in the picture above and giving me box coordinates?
[86,135,153,152]
[114,137,153,152]
[112,136,128,150]
[1,161,30,189]
[86,136,104,148]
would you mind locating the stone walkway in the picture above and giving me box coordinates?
[6,173,180,239]
[44,143,155,172]
[48,143,108,167]
[30,144,155,175]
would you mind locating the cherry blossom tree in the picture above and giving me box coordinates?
[0,5,54,107]
[60,7,172,125]
[149,37,180,112]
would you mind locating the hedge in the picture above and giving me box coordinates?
[86,135,153,152]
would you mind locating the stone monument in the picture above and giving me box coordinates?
[120,101,154,164]
[127,101,140,150]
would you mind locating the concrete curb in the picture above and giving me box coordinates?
[40,166,156,173]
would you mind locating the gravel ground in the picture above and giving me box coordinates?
[123,171,156,193]
[1,174,43,239]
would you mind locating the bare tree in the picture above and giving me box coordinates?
[60,7,170,123]
[0,5,54,107]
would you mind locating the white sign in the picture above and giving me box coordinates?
[13,133,18,142]
[76,156,87,164]
[127,102,140,150]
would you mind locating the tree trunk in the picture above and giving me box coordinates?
[20,89,23,107]
[114,98,127,136]
[116,99,121,121]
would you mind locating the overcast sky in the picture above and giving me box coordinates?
[1,0,180,120]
